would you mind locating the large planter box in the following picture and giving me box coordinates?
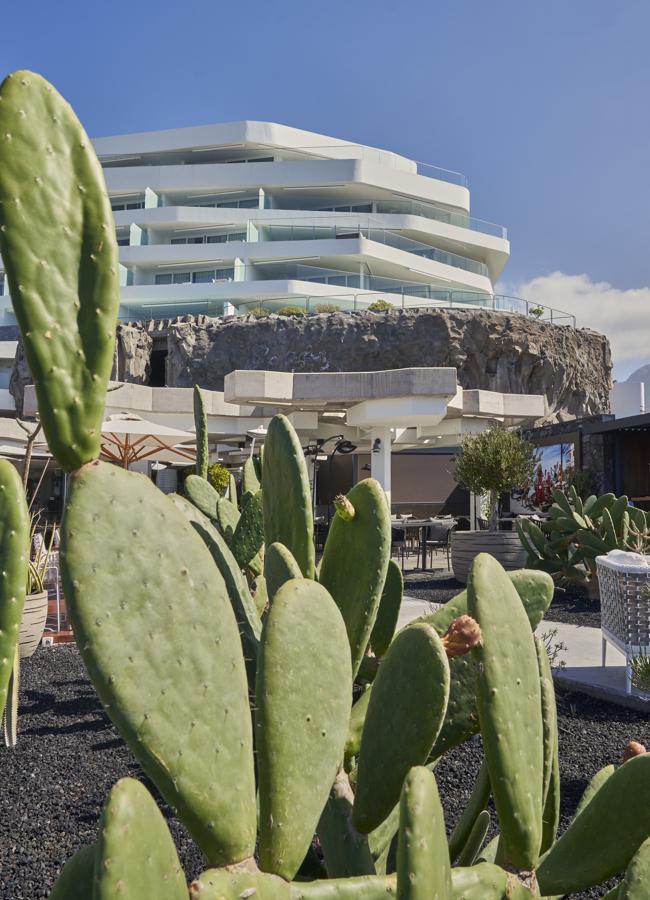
[19,591,48,659]
[451,531,528,584]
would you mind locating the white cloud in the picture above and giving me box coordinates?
[497,271,650,380]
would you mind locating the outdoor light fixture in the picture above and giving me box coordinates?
[372,437,381,454]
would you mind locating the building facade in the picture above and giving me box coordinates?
[1,120,521,323]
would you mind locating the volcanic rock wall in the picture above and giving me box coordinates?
[10,309,612,424]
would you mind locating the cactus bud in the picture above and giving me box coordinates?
[442,615,482,658]
[334,494,355,521]
[623,740,647,763]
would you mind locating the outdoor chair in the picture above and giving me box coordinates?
[423,519,457,569]
[596,551,650,695]
[391,525,407,571]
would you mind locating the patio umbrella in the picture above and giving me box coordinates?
[100,413,196,468]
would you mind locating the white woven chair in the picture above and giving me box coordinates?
[596,551,650,694]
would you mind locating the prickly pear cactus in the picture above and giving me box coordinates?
[537,753,650,895]
[265,541,303,602]
[256,578,352,880]
[193,385,209,480]
[0,460,29,720]
[396,766,450,899]
[49,844,97,899]
[262,414,315,579]
[319,479,391,678]
[169,493,261,663]
[243,454,261,495]
[370,559,403,658]
[353,623,450,833]
[0,71,119,470]
[94,778,187,899]
[185,473,220,520]
[60,461,257,866]
[468,554,544,871]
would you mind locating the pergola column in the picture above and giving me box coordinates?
[370,426,392,508]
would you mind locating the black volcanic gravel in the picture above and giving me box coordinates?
[404,571,602,628]
[1,646,647,898]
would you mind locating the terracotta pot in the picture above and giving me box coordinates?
[450,531,528,584]
[19,590,48,658]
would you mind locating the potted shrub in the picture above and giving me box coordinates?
[19,519,55,658]
[450,427,537,582]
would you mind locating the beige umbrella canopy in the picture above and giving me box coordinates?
[100,413,196,468]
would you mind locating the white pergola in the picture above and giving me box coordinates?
[23,370,546,503]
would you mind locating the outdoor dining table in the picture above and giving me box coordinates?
[392,517,446,570]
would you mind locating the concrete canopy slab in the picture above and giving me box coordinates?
[224,367,458,408]
[347,396,448,428]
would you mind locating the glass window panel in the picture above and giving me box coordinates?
[192,271,213,283]
[155,273,172,285]
[172,272,191,284]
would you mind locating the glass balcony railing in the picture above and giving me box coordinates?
[373,199,507,239]
[111,288,574,327]
[257,224,489,277]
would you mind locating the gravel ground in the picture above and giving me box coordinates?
[404,571,601,628]
[1,646,647,898]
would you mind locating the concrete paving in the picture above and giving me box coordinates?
[399,594,650,711]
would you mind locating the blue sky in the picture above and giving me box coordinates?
[4,0,650,375]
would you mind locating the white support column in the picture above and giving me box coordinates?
[370,426,392,509]
[144,187,159,208]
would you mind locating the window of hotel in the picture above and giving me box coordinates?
[169,232,246,245]
[111,197,145,211]
[155,268,234,285]
[315,203,373,213]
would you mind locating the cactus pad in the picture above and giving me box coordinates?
[425,568,553,760]
[185,473,220,520]
[468,554,543,870]
[319,479,391,678]
[619,836,650,898]
[49,844,97,900]
[0,460,29,720]
[169,493,261,662]
[0,71,119,470]
[370,559,403,658]
[262,414,315,578]
[193,385,209,480]
[217,496,240,545]
[537,753,650,895]
[265,541,303,601]
[191,865,290,899]
[396,766,451,899]
[94,778,187,899]
[243,455,261,495]
[256,578,352,880]
[353,623,450,833]
[232,489,264,571]
[61,461,256,866]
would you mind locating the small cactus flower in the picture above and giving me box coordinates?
[442,615,482,658]
[623,740,647,763]
[334,494,355,521]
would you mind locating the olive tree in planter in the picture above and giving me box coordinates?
[451,427,538,583]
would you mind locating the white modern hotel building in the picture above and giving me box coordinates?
[0,120,571,324]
